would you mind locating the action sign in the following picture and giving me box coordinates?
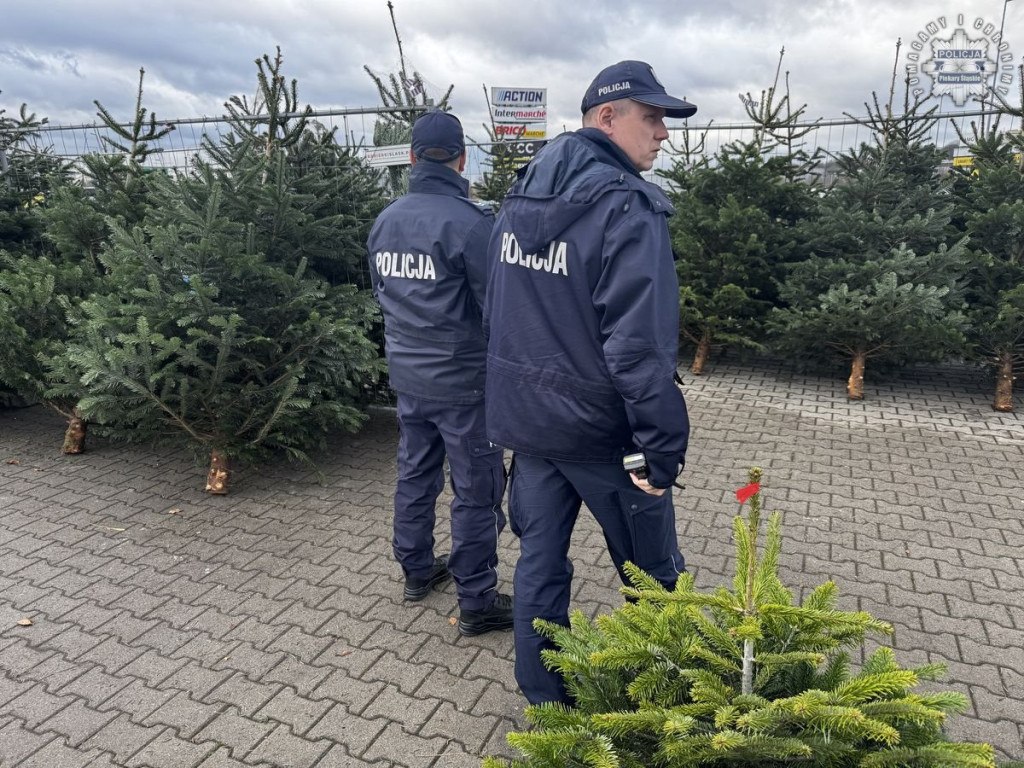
[491,87,548,141]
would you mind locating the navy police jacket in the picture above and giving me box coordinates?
[483,128,689,488]
[367,161,494,403]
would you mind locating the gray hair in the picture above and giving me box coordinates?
[582,98,634,127]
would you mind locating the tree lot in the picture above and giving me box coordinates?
[664,83,1022,411]
[1,56,1022,494]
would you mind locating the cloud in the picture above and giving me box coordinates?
[0,0,1018,159]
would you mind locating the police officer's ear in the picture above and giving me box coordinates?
[594,102,618,136]
[409,149,418,166]
[457,151,467,173]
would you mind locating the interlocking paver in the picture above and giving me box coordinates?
[306,707,387,756]
[159,661,232,700]
[124,729,217,768]
[361,685,439,732]
[1,360,1022,764]
[254,687,332,735]
[0,717,55,766]
[362,721,449,768]
[19,738,101,768]
[39,697,118,746]
[0,682,74,728]
[245,722,331,768]
[80,713,164,764]
[194,707,275,759]
[144,690,222,738]
[265,626,333,663]
[54,666,133,709]
[204,671,280,717]
[118,649,188,687]
[414,666,488,710]
[195,745,268,768]
[309,670,386,714]
[420,700,501,753]
[211,641,283,680]
[100,679,177,724]
[0,673,32,708]
[78,636,145,674]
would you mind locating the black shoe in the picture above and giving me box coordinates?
[458,592,514,636]
[403,555,451,601]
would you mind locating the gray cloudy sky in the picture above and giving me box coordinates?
[1,1,1019,147]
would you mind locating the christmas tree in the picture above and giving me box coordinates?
[661,141,814,374]
[661,50,816,374]
[471,82,524,208]
[1,72,170,451]
[769,85,969,399]
[952,125,1024,412]
[51,51,386,492]
[484,469,995,768]
[949,65,1024,414]
[471,119,520,209]
[0,96,86,439]
[0,97,63,407]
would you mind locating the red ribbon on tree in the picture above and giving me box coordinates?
[736,482,760,504]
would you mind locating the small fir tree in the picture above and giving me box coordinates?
[484,469,995,768]
[471,83,525,208]
[471,122,520,208]
[769,85,969,399]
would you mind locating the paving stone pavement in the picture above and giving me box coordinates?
[0,359,1022,767]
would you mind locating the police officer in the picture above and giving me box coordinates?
[484,62,695,702]
[367,110,513,637]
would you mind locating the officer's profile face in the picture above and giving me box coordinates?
[601,100,669,172]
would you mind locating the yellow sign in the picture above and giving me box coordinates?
[952,153,1022,167]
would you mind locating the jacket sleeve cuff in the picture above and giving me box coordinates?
[645,450,684,489]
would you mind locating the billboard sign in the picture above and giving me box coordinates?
[490,87,548,141]
[490,88,547,107]
[360,144,412,168]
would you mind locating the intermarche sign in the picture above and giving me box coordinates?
[490,87,548,143]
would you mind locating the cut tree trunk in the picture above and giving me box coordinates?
[205,450,230,494]
[691,333,711,375]
[993,352,1015,412]
[847,352,866,400]
[61,413,87,454]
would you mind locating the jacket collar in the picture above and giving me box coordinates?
[576,128,643,179]
[409,161,470,196]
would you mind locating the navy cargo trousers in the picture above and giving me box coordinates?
[394,394,506,611]
[507,452,686,705]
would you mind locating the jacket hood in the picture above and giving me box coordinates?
[503,128,672,253]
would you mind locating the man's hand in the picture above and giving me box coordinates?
[630,472,667,497]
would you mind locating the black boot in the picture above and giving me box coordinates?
[458,592,514,636]
[403,555,451,601]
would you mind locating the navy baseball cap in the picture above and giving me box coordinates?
[581,60,697,118]
[411,110,465,162]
